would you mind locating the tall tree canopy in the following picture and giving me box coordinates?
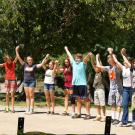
[0,0,135,62]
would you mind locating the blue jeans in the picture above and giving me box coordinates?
[133,109,135,123]
[121,87,132,124]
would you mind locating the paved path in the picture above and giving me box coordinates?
[0,106,134,135]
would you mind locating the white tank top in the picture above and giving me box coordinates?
[44,69,55,84]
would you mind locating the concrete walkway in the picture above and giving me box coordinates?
[0,106,134,135]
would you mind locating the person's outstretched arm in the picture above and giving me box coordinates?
[64,46,74,62]
[89,52,96,72]
[96,54,104,69]
[13,56,18,63]
[15,45,25,65]
[121,48,131,68]
[0,63,4,68]
[83,53,90,64]
[112,54,123,70]
[52,60,59,75]
[36,54,50,69]
[107,47,113,55]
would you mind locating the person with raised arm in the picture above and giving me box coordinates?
[43,59,58,114]
[89,52,106,122]
[131,59,135,128]
[96,48,123,125]
[112,48,132,127]
[57,58,75,117]
[0,55,18,113]
[15,45,49,114]
[64,46,91,119]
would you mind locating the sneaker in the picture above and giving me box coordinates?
[111,119,115,123]
[62,111,68,116]
[71,113,76,119]
[4,107,9,113]
[112,119,119,125]
[25,109,30,114]
[73,114,81,119]
[11,109,15,113]
[4,107,11,113]
[51,111,55,115]
[84,115,91,120]
[117,122,128,127]
[100,116,106,122]
[132,122,135,130]
[132,122,135,127]
[47,111,51,114]
[29,109,34,114]
[93,116,101,121]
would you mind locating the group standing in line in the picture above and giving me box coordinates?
[0,45,135,128]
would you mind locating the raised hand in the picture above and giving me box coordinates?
[46,54,50,59]
[19,44,24,49]
[64,46,68,50]
[88,52,93,57]
[15,45,20,51]
[107,48,113,54]
[121,48,127,56]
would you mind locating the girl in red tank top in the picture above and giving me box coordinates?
[58,58,75,116]
[0,55,18,113]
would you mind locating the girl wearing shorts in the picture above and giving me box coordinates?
[0,55,17,113]
[89,53,106,122]
[16,45,48,114]
[58,58,75,116]
[43,60,58,114]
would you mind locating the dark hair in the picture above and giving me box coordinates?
[45,60,55,69]
[63,58,72,72]
[64,58,71,67]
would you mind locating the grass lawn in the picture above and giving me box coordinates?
[0,95,133,112]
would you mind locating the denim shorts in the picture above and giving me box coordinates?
[23,81,36,88]
[44,83,55,91]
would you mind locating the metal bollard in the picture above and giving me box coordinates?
[17,117,24,135]
[104,116,111,135]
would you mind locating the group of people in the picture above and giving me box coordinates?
[0,45,135,128]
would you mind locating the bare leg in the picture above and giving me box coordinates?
[44,91,51,112]
[50,91,55,113]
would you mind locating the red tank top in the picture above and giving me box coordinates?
[3,62,16,80]
[63,67,72,88]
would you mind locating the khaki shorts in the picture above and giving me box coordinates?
[94,89,105,106]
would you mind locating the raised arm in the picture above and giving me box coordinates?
[56,65,64,73]
[83,53,90,64]
[64,46,74,62]
[0,63,4,68]
[36,54,50,69]
[96,54,104,69]
[112,54,123,70]
[13,56,18,63]
[121,48,131,68]
[89,52,96,71]
[52,60,59,75]
[15,45,25,65]
[107,48,113,55]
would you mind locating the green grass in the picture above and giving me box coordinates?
[0,96,133,112]
[0,97,64,107]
